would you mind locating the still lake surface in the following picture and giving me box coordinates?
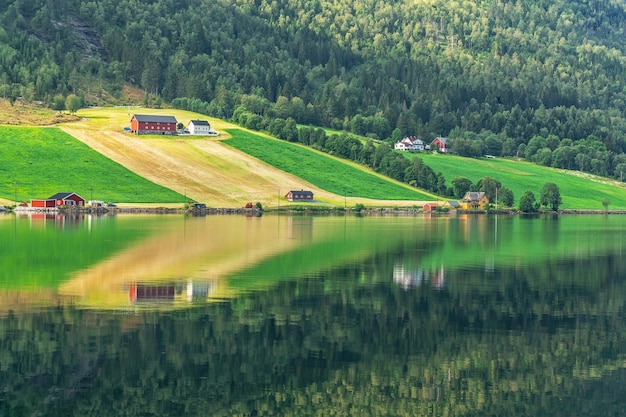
[1,212,626,416]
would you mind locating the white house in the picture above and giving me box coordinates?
[187,120,212,135]
[394,136,424,152]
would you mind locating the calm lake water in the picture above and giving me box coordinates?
[1,212,626,416]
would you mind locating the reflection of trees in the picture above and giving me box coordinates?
[1,254,626,416]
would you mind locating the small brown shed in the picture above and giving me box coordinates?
[285,190,314,201]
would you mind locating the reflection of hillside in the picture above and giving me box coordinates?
[0,289,70,316]
[58,215,306,310]
[419,215,626,275]
[4,250,626,416]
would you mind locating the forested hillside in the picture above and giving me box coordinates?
[3,0,626,179]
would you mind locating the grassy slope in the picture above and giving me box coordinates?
[0,126,183,203]
[0,106,434,207]
[411,153,626,209]
[223,129,435,201]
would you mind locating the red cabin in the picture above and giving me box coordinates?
[31,192,86,208]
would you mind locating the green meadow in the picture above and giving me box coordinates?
[0,126,183,203]
[411,153,626,209]
[2,121,625,209]
[224,129,435,201]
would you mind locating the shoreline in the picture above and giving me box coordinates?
[7,206,626,216]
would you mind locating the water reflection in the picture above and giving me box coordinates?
[393,264,445,289]
[1,214,626,415]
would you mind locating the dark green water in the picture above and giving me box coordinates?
[1,213,626,416]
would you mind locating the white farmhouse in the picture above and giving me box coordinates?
[394,136,424,152]
[187,120,212,135]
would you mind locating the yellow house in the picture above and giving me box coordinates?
[459,192,489,210]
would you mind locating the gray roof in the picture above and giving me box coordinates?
[447,200,461,208]
[462,192,486,202]
[47,192,82,200]
[132,114,178,124]
[289,190,314,196]
[190,120,210,126]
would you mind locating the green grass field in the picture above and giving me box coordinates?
[224,129,435,201]
[3,114,625,209]
[0,126,183,203]
[408,153,626,209]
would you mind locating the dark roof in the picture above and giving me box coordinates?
[132,114,178,124]
[190,120,210,126]
[289,190,314,196]
[48,192,82,200]
[432,137,447,144]
[447,200,461,208]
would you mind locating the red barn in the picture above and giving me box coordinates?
[423,202,439,212]
[285,190,314,201]
[130,114,178,135]
[31,192,86,208]
[430,137,449,153]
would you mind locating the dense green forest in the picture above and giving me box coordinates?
[3,0,626,179]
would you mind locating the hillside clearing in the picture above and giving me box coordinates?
[0,99,81,126]
[59,107,431,207]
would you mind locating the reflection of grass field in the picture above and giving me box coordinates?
[229,215,626,293]
[0,126,183,203]
[415,153,626,209]
[225,129,435,200]
[417,215,626,285]
[0,214,159,289]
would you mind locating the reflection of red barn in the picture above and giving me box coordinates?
[129,283,175,303]
[31,192,85,208]
[130,114,178,135]
[285,190,314,202]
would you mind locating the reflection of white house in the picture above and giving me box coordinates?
[187,120,215,135]
[393,264,445,290]
[393,264,424,289]
[186,279,216,302]
[394,136,424,152]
